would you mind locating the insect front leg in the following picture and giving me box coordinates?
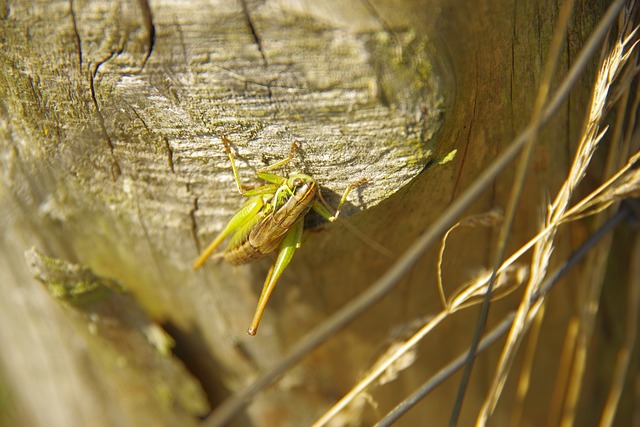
[222,135,292,192]
[257,141,299,175]
[253,142,299,187]
[313,178,368,221]
[221,136,247,195]
[247,219,304,335]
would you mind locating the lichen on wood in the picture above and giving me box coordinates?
[26,248,209,423]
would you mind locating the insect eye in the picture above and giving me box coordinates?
[292,177,303,187]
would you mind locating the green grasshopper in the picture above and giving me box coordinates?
[193,137,364,336]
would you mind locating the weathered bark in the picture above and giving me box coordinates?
[0,0,629,426]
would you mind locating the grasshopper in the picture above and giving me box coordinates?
[193,137,364,335]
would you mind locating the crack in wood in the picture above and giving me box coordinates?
[137,0,156,72]
[189,193,201,253]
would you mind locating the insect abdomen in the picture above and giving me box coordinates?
[224,208,269,265]
[224,181,318,265]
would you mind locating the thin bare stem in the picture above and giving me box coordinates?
[478,3,637,423]
[598,232,640,427]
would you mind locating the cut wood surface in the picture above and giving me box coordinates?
[0,1,626,426]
